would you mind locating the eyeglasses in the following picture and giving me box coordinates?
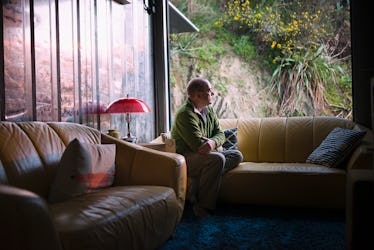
[197,87,214,96]
[205,88,214,96]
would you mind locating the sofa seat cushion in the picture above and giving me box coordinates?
[219,162,345,208]
[229,162,346,174]
[49,185,178,250]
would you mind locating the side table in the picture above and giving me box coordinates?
[346,169,374,250]
[138,138,176,153]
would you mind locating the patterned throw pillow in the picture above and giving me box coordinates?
[49,138,116,203]
[306,127,366,168]
[222,127,238,150]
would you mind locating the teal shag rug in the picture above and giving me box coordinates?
[159,203,346,250]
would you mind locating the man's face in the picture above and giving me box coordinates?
[199,82,215,106]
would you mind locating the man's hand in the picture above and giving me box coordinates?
[198,137,216,154]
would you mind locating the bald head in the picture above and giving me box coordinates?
[187,78,211,97]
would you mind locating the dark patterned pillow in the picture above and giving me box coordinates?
[306,127,366,168]
[222,127,238,150]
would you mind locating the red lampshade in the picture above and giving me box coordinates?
[105,96,151,114]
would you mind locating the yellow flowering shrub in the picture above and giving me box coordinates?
[217,0,327,57]
[215,0,351,118]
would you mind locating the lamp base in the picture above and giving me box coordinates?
[123,136,137,143]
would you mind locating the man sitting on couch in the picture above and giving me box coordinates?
[171,77,243,217]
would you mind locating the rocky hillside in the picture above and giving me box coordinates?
[169,0,352,120]
[170,43,278,119]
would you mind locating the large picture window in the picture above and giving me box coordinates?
[169,0,352,120]
[1,0,154,142]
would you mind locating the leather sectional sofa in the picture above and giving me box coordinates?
[217,116,372,209]
[0,121,186,250]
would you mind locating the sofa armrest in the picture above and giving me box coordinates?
[0,184,61,250]
[346,145,374,170]
[139,139,176,153]
[101,134,187,215]
[131,148,187,212]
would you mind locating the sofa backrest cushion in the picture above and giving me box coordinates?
[220,116,356,163]
[0,121,100,198]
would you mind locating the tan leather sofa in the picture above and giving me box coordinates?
[0,121,186,250]
[218,116,372,209]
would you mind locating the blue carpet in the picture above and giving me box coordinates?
[159,203,346,250]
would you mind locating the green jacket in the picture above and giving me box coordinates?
[171,98,225,154]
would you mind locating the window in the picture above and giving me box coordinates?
[1,0,155,142]
[169,0,352,120]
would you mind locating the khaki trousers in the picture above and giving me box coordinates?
[183,150,243,210]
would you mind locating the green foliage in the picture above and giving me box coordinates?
[170,73,177,88]
[169,0,352,118]
[170,33,227,69]
[237,80,246,88]
[169,1,228,70]
[214,81,228,95]
[324,63,352,116]
[270,44,351,117]
[195,40,227,68]
[217,0,329,56]
[213,26,257,61]
[232,36,256,61]
[169,33,198,57]
[215,0,352,118]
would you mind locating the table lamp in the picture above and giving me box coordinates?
[105,95,151,143]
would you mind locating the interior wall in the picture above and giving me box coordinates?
[351,1,374,129]
[0,0,155,142]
